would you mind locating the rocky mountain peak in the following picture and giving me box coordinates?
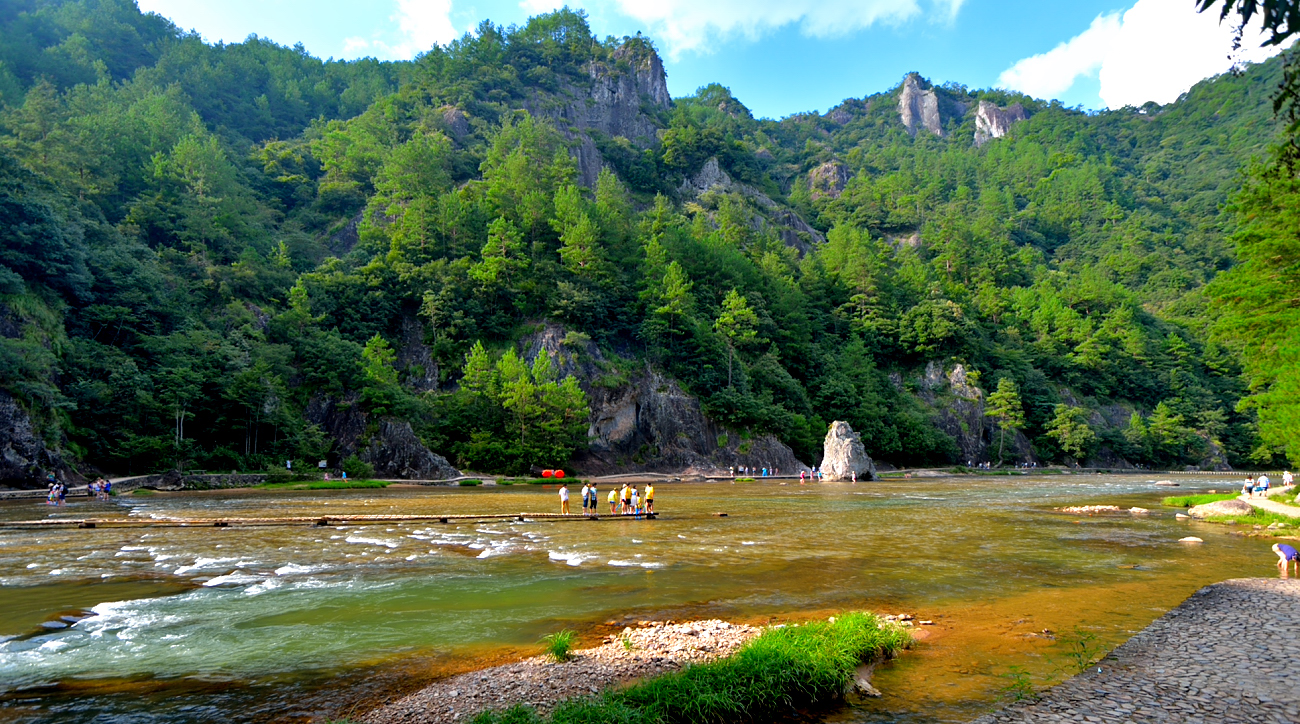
[898,73,944,137]
[974,100,1028,147]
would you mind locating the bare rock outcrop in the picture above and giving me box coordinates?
[822,421,876,481]
[973,100,1028,146]
[678,158,826,254]
[519,323,809,475]
[0,390,80,488]
[918,362,988,464]
[1188,498,1254,519]
[304,394,460,479]
[808,160,850,200]
[524,39,670,187]
[899,74,944,137]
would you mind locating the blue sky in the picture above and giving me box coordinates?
[136,0,1287,119]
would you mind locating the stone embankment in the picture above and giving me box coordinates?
[974,578,1300,724]
[364,620,761,724]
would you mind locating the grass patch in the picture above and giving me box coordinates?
[473,612,909,724]
[541,630,577,662]
[734,477,756,482]
[1161,493,1240,507]
[459,479,482,486]
[131,488,155,496]
[1202,508,1298,530]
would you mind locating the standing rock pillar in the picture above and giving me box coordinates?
[822,421,876,481]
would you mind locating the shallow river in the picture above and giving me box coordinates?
[0,475,1277,723]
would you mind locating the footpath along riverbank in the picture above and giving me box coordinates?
[974,578,1300,724]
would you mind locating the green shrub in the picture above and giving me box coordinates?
[459,479,482,486]
[541,629,577,662]
[132,488,155,496]
[342,455,375,480]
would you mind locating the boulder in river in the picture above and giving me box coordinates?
[1187,499,1254,519]
[822,421,876,481]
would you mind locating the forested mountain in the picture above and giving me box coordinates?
[0,0,1288,484]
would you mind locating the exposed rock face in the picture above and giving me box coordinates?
[0,391,78,488]
[525,40,671,187]
[918,362,988,464]
[1188,498,1254,519]
[678,158,826,254]
[973,100,1028,146]
[304,394,460,479]
[822,421,876,481]
[440,105,470,139]
[899,74,944,137]
[519,324,810,475]
[364,420,461,479]
[395,314,440,393]
[808,160,850,200]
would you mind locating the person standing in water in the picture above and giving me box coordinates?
[1273,543,1298,574]
[558,482,570,515]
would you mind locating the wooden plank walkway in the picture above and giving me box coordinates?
[0,512,658,530]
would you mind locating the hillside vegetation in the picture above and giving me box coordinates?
[0,0,1288,480]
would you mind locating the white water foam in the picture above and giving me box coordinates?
[548,550,589,566]
[344,535,400,548]
[202,572,264,587]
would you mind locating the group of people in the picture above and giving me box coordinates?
[89,477,112,500]
[798,468,834,483]
[557,481,655,516]
[45,474,66,506]
[730,466,779,477]
[1241,472,1290,498]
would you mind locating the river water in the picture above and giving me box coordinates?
[0,475,1274,723]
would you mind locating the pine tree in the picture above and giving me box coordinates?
[714,289,760,387]
[985,377,1025,465]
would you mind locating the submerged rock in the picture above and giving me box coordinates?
[1188,499,1253,519]
[822,421,876,482]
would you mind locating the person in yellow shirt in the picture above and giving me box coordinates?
[608,487,617,515]
[644,483,654,514]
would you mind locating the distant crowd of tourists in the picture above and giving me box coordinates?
[729,465,781,477]
[556,481,654,517]
[45,474,113,505]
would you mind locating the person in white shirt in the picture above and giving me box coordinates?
[580,483,590,515]
[558,483,570,515]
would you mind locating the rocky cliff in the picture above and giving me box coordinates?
[519,323,810,475]
[678,158,826,254]
[0,390,81,489]
[524,40,671,187]
[974,100,1028,147]
[897,73,968,138]
[304,394,461,479]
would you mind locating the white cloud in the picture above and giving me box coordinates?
[522,0,965,59]
[999,0,1294,109]
[346,0,459,59]
[996,13,1121,100]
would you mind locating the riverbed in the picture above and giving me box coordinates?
[0,475,1276,723]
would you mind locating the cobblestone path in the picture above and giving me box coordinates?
[973,578,1300,724]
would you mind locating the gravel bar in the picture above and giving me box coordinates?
[362,619,761,724]
[974,578,1300,724]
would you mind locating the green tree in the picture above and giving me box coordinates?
[714,289,760,387]
[985,377,1025,465]
[1046,405,1096,465]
